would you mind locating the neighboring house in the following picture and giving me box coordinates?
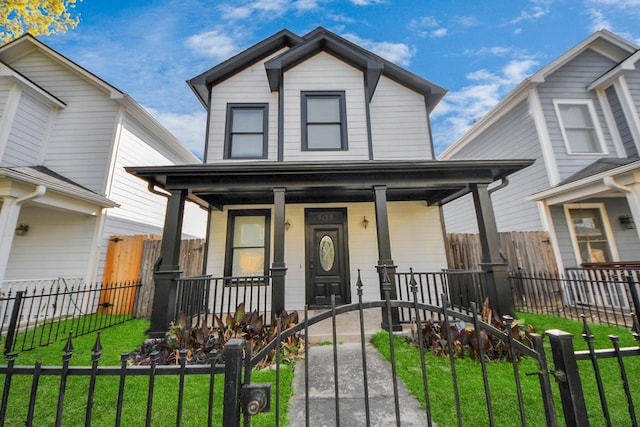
[0,35,206,287]
[127,27,532,335]
[440,30,640,271]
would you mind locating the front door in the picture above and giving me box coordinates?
[305,208,350,307]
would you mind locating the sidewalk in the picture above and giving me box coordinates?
[288,307,428,426]
[287,342,428,426]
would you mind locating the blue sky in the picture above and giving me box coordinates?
[37,0,640,158]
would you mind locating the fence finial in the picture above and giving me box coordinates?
[92,331,103,354]
[356,269,363,296]
[62,332,74,354]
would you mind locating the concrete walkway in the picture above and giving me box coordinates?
[288,338,429,426]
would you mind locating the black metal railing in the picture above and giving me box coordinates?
[509,269,640,327]
[0,332,231,426]
[547,314,640,426]
[0,280,140,354]
[176,275,271,325]
[394,270,488,322]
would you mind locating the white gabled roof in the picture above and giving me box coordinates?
[0,34,200,164]
[439,30,638,159]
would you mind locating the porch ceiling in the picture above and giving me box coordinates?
[126,159,534,209]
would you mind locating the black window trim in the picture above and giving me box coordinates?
[301,91,348,151]
[224,209,271,284]
[224,103,269,159]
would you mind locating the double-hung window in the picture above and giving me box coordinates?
[225,210,271,278]
[554,100,606,154]
[224,104,268,159]
[301,91,347,150]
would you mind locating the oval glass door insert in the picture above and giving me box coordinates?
[319,235,335,271]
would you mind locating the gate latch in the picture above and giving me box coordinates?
[241,383,271,416]
[550,369,566,383]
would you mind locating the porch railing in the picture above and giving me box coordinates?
[176,275,271,325]
[394,270,488,322]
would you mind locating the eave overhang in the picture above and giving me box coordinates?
[187,30,304,108]
[126,159,533,209]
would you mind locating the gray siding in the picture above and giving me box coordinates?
[443,99,547,232]
[549,205,577,268]
[628,63,640,121]
[605,86,637,157]
[537,49,618,180]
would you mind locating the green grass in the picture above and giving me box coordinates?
[1,319,294,426]
[371,312,640,427]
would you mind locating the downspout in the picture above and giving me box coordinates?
[603,176,631,194]
[16,185,47,204]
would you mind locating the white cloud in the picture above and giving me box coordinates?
[146,108,208,160]
[430,28,448,38]
[342,33,415,66]
[409,16,439,37]
[453,16,479,28]
[509,0,551,24]
[350,0,385,5]
[186,30,240,60]
[431,58,538,154]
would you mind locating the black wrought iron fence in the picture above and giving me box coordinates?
[548,314,640,426]
[509,270,640,327]
[0,280,140,354]
[0,332,229,426]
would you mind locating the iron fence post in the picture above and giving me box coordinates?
[546,329,589,427]
[627,275,640,318]
[223,338,245,427]
[4,291,23,355]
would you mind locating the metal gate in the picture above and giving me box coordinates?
[231,270,558,426]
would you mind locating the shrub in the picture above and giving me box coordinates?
[129,304,303,366]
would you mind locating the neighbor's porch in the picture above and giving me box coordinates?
[126,159,533,337]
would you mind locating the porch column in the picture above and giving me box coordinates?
[271,188,287,316]
[470,183,513,316]
[148,189,187,337]
[373,186,402,331]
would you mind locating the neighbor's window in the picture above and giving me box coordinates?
[566,205,614,264]
[225,210,271,277]
[301,91,347,150]
[224,104,268,158]
[554,100,606,154]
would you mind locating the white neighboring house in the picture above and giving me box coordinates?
[0,35,206,287]
[440,30,640,271]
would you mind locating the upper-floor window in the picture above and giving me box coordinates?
[301,91,347,151]
[224,104,268,159]
[553,100,607,154]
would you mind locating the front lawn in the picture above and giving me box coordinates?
[1,319,293,426]
[371,311,640,427]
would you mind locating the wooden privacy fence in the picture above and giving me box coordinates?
[447,231,558,273]
[101,235,205,318]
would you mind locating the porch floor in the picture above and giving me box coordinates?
[304,308,411,344]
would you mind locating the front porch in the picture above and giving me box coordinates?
[126,159,533,337]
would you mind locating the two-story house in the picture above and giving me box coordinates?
[441,30,640,272]
[0,35,206,288]
[127,27,533,335]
